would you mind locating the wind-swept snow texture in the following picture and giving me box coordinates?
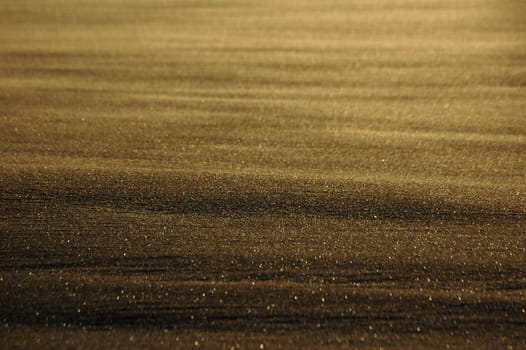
[1,0,525,348]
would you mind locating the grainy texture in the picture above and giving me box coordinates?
[1,0,525,348]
